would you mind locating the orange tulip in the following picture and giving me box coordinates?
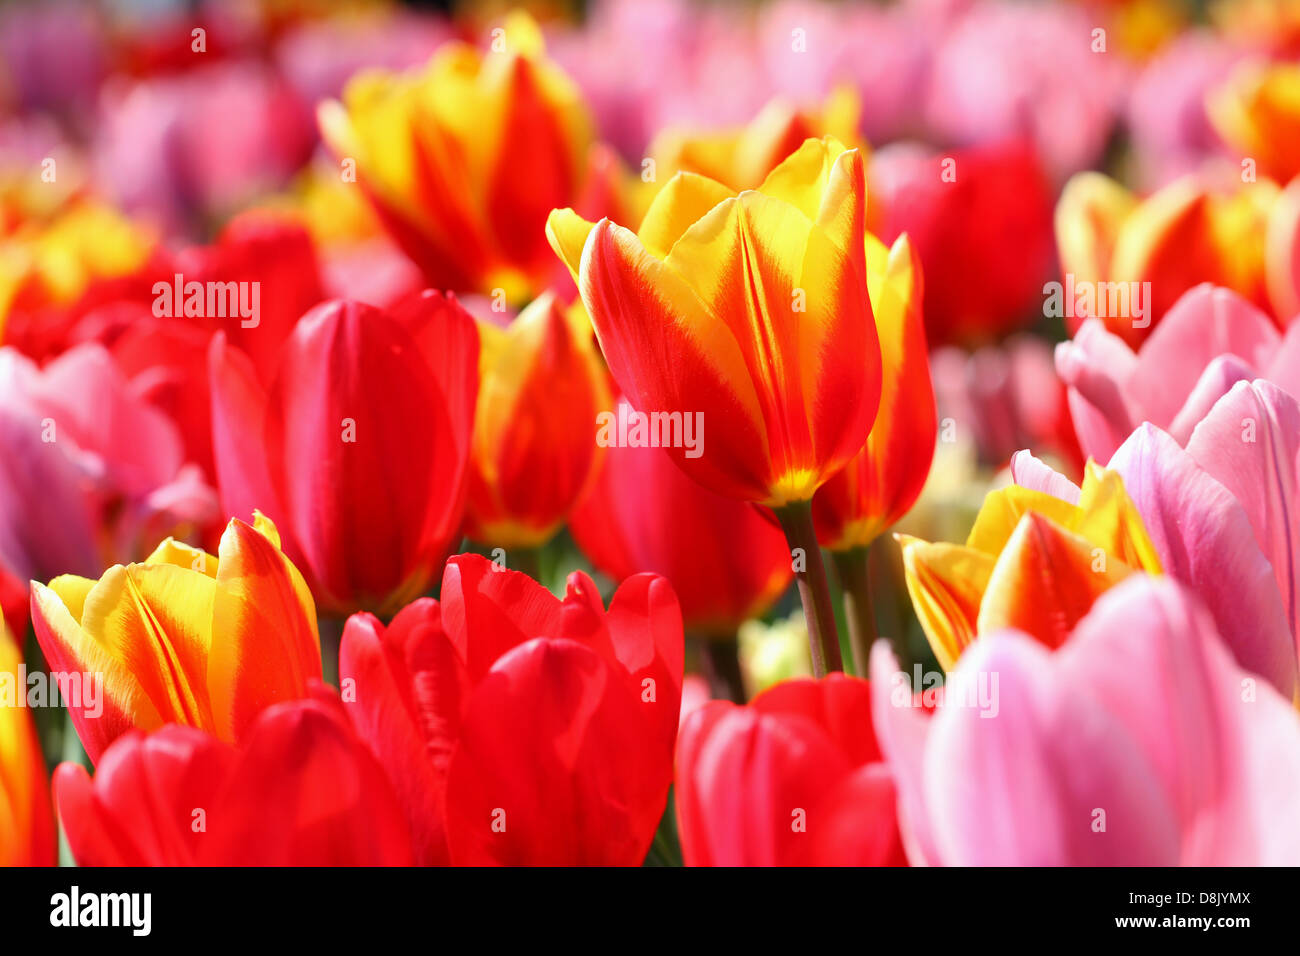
[0,628,56,866]
[1055,171,1278,343]
[30,513,321,763]
[317,12,592,305]
[547,135,880,508]
[465,292,611,549]
[899,465,1162,670]
[813,232,933,551]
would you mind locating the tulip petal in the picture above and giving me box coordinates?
[1186,380,1300,646]
[54,726,235,866]
[923,630,1182,865]
[444,638,665,865]
[208,518,321,741]
[439,553,562,680]
[674,699,852,866]
[1108,424,1297,696]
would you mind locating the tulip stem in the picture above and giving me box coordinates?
[831,545,877,678]
[773,501,843,677]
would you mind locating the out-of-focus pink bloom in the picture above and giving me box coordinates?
[871,139,1055,346]
[0,344,217,583]
[923,0,1127,177]
[94,62,315,235]
[931,336,1083,475]
[550,0,770,159]
[754,0,930,145]
[873,576,1300,865]
[1055,284,1300,463]
[0,0,106,117]
[1126,31,1242,189]
[275,11,451,105]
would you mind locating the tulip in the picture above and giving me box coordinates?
[54,695,413,865]
[1055,171,1278,342]
[1013,404,1299,696]
[318,12,593,305]
[570,400,792,636]
[77,212,330,479]
[339,553,683,865]
[1209,60,1300,185]
[869,139,1055,346]
[549,135,881,675]
[647,87,865,194]
[676,673,905,866]
[1056,284,1300,463]
[0,343,217,586]
[465,292,610,549]
[208,293,478,615]
[0,627,56,866]
[30,513,321,763]
[95,61,316,237]
[898,463,1163,671]
[873,577,1300,864]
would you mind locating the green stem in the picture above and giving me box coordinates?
[773,501,843,677]
[831,545,877,678]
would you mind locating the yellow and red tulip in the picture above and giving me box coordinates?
[465,292,611,549]
[0,627,56,866]
[648,87,865,195]
[29,513,321,763]
[317,12,592,305]
[1209,60,1300,185]
[547,135,881,508]
[1055,170,1279,343]
[898,464,1162,670]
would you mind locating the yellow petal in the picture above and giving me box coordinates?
[143,537,218,577]
[965,485,1080,556]
[636,171,736,260]
[1074,463,1164,574]
[898,535,994,671]
[81,564,216,729]
[545,208,599,280]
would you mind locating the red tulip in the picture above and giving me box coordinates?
[871,139,1054,346]
[53,695,414,866]
[208,292,478,615]
[676,673,906,866]
[339,553,683,865]
[570,399,792,635]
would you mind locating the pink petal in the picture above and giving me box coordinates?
[1187,380,1300,649]
[1108,424,1297,697]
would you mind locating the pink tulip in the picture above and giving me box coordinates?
[1013,376,1300,695]
[0,344,217,583]
[872,576,1300,865]
[1056,284,1300,463]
